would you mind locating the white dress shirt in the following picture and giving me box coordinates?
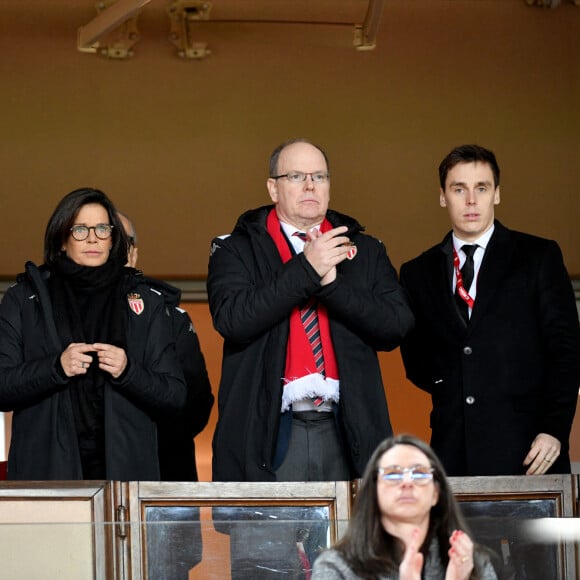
[452,224,495,316]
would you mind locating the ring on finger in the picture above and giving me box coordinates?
[461,556,468,563]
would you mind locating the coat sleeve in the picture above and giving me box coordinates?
[172,308,214,437]
[398,260,435,393]
[534,241,580,442]
[317,238,415,352]
[0,285,68,411]
[207,235,321,343]
[113,292,187,412]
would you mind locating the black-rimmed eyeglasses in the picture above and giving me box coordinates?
[70,224,114,241]
[272,171,330,184]
[377,466,435,485]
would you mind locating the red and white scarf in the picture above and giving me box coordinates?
[266,209,340,412]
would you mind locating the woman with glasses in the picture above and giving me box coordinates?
[0,187,186,480]
[312,434,497,579]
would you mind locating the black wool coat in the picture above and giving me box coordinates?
[400,221,580,476]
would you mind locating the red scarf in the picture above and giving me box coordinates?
[266,209,340,411]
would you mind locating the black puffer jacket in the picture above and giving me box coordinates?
[143,276,214,481]
[207,206,414,481]
[0,262,186,481]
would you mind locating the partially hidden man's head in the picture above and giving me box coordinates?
[117,211,139,268]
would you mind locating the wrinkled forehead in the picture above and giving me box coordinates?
[277,142,328,172]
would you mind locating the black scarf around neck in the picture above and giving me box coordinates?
[49,253,130,478]
[50,253,128,346]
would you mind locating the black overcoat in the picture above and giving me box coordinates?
[400,221,580,476]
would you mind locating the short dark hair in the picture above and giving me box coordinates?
[268,138,330,177]
[44,187,129,266]
[438,144,500,189]
[333,434,488,578]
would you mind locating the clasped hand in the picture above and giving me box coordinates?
[60,342,128,379]
[302,225,352,285]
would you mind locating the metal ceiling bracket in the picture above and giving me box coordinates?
[77,0,150,59]
[353,25,373,51]
[167,0,212,59]
[353,0,385,51]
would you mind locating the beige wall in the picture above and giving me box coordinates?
[0,0,578,278]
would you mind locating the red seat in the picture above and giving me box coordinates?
[0,461,7,480]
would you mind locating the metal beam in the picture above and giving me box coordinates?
[354,0,385,50]
[78,0,152,49]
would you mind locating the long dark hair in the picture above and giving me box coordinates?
[43,187,129,267]
[333,434,485,579]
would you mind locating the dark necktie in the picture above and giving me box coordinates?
[293,232,326,378]
[455,244,477,322]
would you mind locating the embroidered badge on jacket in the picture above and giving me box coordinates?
[127,293,144,315]
[345,242,357,260]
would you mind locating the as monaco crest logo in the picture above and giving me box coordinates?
[346,243,357,260]
[127,293,144,315]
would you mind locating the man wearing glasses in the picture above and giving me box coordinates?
[208,138,414,485]
[208,138,413,577]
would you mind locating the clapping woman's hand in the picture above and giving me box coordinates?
[446,530,474,580]
[399,528,423,580]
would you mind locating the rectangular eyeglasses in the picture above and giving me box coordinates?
[377,466,435,485]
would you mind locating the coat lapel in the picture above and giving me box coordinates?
[438,233,469,332]
[469,222,513,329]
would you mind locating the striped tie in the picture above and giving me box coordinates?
[293,231,325,375]
[301,298,325,376]
[294,231,325,407]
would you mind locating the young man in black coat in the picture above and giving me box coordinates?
[400,144,580,477]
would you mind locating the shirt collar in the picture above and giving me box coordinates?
[453,223,495,253]
[279,221,320,239]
